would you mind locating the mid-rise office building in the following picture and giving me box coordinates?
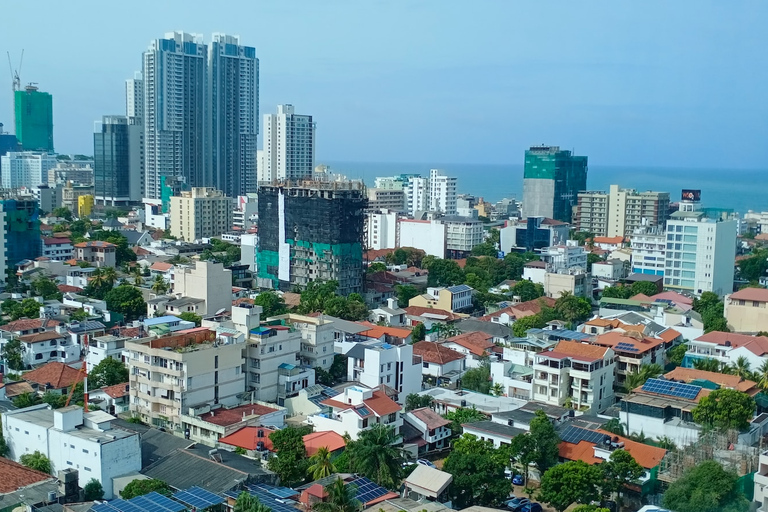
[143,32,208,198]
[428,169,457,215]
[94,115,143,205]
[374,174,419,190]
[48,159,94,186]
[575,184,669,237]
[630,228,666,276]
[0,194,40,267]
[170,187,233,241]
[259,104,315,183]
[209,34,259,197]
[522,145,587,223]
[14,84,54,152]
[1,151,56,189]
[256,181,366,295]
[499,216,570,254]
[367,188,405,212]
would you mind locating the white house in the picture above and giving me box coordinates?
[402,407,452,452]
[462,420,526,449]
[411,341,466,387]
[307,385,402,440]
[489,361,533,400]
[66,267,97,290]
[87,334,129,372]
[369,298,407,327]
[88,382,130,416]
[442,331,496,369]
[346,340,422,403]
[684,331,768,371]
[1,405,140,499]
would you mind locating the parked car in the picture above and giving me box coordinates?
[520,503,542,512]
[505,497,529,511]
[417,459,436,468]
[512,474,524,485]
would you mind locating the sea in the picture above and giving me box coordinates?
[322,161,768,215]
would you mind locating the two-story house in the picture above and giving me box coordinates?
[411,341,466,387]
[442,331,497,368]
[683,331,768,371]
[724,287,768,333]
[73,241,117,268]
[309,385,402,440]
[408,285,474,312]
[346,340,422,403]
[41,237,73,261]
[402,407,452,453]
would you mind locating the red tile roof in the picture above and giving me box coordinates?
[197,403,280,426]
[42,237,72,246]
[18,330,66,344]
[0,318,62,333]
[558,440,601,465]
[358,323,412,340]
[593,236,625,245]
[23,362,84,389]
[695,331,768,356]
[730,287,768,302]
[445,331,495,356]
[150,261,174,271]
[3,381,35,398]
[133,246,151,256]
[322,389,401,417]
[593,330,664,355]
[404,306,461,321]
[664,367,759,395]
[303,431,347,457]
[74,241,116,248]
[479,297,556,321]
[595,431,667,469]
[0,457,54,493]
[409,407,451,430]
[101,382,130,399]
[57,284,83,293]
[649,291,693,305]
[412,341,465,365]
[219,426,276,451]
[548,340,609,363]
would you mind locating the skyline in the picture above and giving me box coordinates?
[1,1,767,169]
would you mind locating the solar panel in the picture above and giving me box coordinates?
[240,484,301,512]
[560,426,611,446]
[93,504,119,512]
[348,477,389,504]
[642,378,701,400]
[109,500,150,512]
[264,487,299,499]
[615,342,640,353]
[356,407,371,416]
[173,487,225,509]
[135,492,188,512]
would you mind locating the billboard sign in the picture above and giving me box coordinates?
[681,189,701,202]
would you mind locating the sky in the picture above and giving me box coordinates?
[1,1,766,168]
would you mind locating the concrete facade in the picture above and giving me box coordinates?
[170,187,234,242]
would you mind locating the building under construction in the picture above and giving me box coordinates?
[256,180,367,295]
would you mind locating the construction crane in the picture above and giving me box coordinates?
[7,49,23,92]
[64,334,89,411]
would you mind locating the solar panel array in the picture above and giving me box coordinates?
[559,425,611,446]
[223,484,299,512]
[355,406,371,417]
[262,487,299,499]
[642,378,701,400]
[172,487,225,509]
[348,477,390,504]
[308,385,341,406]
[615,342,640,353]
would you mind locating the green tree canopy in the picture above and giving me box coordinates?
[105,284,147,321]
[253,291,288,318]
[692,388,755,430]
[738,250,768,282]
[602,418,625,437]
[367,262,387,273]
[511,280,545,302]
[20,451,52,473]
[31,276,63,301]
[426,259,465,287]
[298,281,339,314]
[529,410,561,474]
[443,406,486,435]
[394,284,420,307]
[405,393,434,411]
[323,294,369,321]
[267,426,312,487]
[178,311,202,326]
[537,460,605,512]
[623,363,663,393]
[313,478,361,512]
[667,343,689,367]
[1,338,24,371]
[554,291,592,323]
[410,322,426,342]
[52,206,73,221]
[662,460,749,512]
[84,478,105,500]
[307,446,337,481]
[461,364,492,394]
[121,479,172,499]
[443,434,510,508]
[345,424,406,490]
[90,357,129,388]
[601,449,645,506]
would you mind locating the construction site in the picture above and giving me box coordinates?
[256,180,367,296]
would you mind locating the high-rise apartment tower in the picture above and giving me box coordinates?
[522,145,587,223]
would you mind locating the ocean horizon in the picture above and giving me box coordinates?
[320,160,767,215]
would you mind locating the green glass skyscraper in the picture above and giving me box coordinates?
[522,145,587,223]
[14,85,54,152]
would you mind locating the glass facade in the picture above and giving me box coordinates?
[94,116,131,202]
[523,146,588,222]
[14,87,54,152]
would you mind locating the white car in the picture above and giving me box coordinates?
[417,459,436,468]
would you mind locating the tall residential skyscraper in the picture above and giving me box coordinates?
[209,34,259,197]
[125,73,144,119]
[259,104,315,184]
[0,152,57,189]
[575,184,670,237]
[428,168,457,215]
[94,116,143,205]
[143,32,208,199]
[522,145,587,223]
[14,85,54,152]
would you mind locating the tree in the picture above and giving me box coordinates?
[623,363,663,393]
[554,292,592,323]
[1,338,24,371]
[601,449,645,508]
[443,406,486,435]
[728,356,752,380]
[151,275,169,295]
[313,478,361,512]
[324,295,369,321]
[491,382,504,396]
[663,460,749,512]
[443,434,510,508]
[90,357,129,388]
[367,262,387,273]
[513,313,546,337]
[105,284,147,321]
[529,410,560,474]
[20,451,52,474]
[405,393,433,411]
[511,280,545,302]
[602,418,625,437]
[298,281,339,314]
[410,322,426,342]
[267,426,312,487]
[461,365,491,394]
[308,446,337,480]
[70,308,89,322]
[572,506,610,512]
[234,492,273,512]
[757,359,768,392]
[586,253,603,272]
[5,298,43,321]
[254,291,288,318]
[42,391,66,408]
[178,311,202,326]
[394,284,420,307]
[426,259,464,287]
[84,478,105,500]
[692,388,755,430]
[668,343,689,367]
[693,357,722,372]
[13,392,42,408]
[0,418,8,456]
[738,251,768,282]
[345,424,406,490]
[629,281,659,297]
[537,460,604,512]
[52,206,73,221]
[121,478,172,499]
[30,276,63,301]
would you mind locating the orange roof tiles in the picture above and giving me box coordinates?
[730,287,768,302]
[358,323,412,340]
[409,407,451,430]
[0,318,62,333]
[658,328,682,343]
[595,430,667,469]
[549,340,609,362]
[479,297,556,321]
[57,284,83,293]
[23,362,85,389]
[74,241,116,248]
[412,341,465,365]
[101,382,130,399]
[593,330,665,354]
[219,426,275,451]
[150,261,174,271]
[445,331,495,356]
[18,330,66,344]
[558,440,602,465]
[321,389,401,417]
[664,367,759,394]
[695,331,768,356]
[200,403,280,426]
[629,293,653,302]
[404,306,461,321]
[0,457,54,493]
[3,381,35,398]
[42,237,72,246]
[303,431,346,457]
[649,291,693,305]
[593,236,625,245]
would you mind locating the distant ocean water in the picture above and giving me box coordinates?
[322,160,768,215]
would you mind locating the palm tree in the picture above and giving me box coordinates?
[693,358,721,373]
[623,363,663,393]
[757,360,768,391]
[345,424,406,490]
[308,446,337,480]
[101,266,118,288]
[89,268,106,288]
[313,478,361,512]
[151,275,169,295]
[491,383,505,397]
[233,491,272,512]
[132,268,144,286]
[728,356,752,380]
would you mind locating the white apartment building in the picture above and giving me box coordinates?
[532,340,615,412]
[664,209,737,296]
[346,340,422,403]
[443,216,484,257]
[234,194,258,230]
[544,270,591,298]
[405,176,429,216]
[246,322,303,403]
[308,385,402,441]
[540,242,588,273]
[41,237,73,262]
[240,233,257,272]
[259,104,315,183]
[173,260,233,316]
[1,405,141,499]
[367,188,405,212]
[126,327,246,430]
[0,325,80,368]
[428,169,457,215]
[1,152,57,189]
[398,218,446,258]
[591,259,625,281]
[125,72,143,119]
[575,185,670,237]
[630,228,666,277]
[402,407,452,452]
[170,187,234,242]
[684,330,768,371]
[87,334,129,372]
[367,210,398,251]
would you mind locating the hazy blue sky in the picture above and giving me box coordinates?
[1,1,766,168]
